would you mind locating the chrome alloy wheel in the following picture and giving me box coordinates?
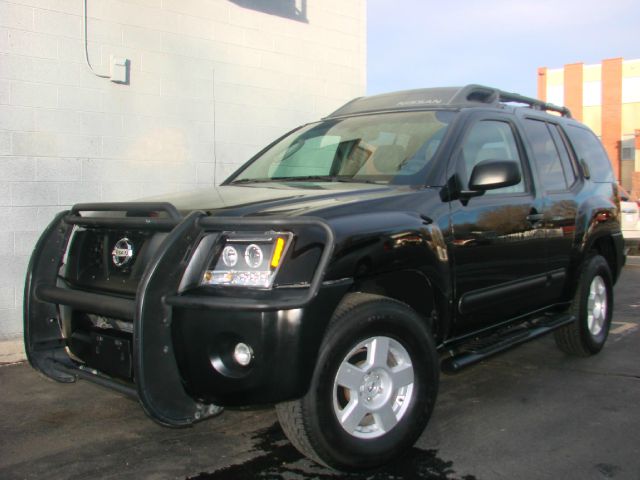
[587,275,608,336]
[332,336,414,439]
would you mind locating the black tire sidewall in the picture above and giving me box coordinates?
[303,299,439,470]
[575,255,613,353]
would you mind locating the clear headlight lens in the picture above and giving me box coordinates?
[201,232,292,288]
[221,245,238,267]
[244,244,263,268]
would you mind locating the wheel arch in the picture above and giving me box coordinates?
[574,187,625,285]
[562,231,622,304]
[582,233,622,283]
[591,236,618,277]
[349,269,445,342]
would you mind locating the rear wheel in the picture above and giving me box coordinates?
[554,254,613,356]
[276,293,439,470]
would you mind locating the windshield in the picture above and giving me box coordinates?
[228,111,456,185]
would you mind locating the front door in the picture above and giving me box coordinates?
[448,114,547,335]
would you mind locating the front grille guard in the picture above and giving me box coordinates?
[24,203,334,427]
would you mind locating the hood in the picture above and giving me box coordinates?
[141,182,414,218]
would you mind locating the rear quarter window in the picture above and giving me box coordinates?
[564,124,615,183]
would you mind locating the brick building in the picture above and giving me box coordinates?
[0,0,366,358]
[537,58,640,195]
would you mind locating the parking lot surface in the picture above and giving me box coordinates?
[1,265,639,480]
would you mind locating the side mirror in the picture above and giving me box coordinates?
[468,160,521,191]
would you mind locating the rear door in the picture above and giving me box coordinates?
[449,112,548,335]
[520,117,579,296]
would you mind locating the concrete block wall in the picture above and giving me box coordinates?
[0,0,366,352]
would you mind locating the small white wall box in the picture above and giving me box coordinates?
[110,55,130,84]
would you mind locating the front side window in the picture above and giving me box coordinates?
[458,120,525,195]
[228,111,457,185]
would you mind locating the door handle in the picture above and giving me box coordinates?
[527,207,544,225]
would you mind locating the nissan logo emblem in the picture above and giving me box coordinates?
[112,238,134,268]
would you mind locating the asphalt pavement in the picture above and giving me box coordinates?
[1,265,639,480]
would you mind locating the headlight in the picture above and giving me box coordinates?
[221,245,238,267]
[201,232,292,288]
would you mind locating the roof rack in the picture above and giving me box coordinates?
[495,88,572,118]
[326,84,572,119]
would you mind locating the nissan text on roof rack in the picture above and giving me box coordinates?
[25,85,625,470]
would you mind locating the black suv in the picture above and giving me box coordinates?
[25,85,625,470]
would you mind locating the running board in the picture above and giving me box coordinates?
[441,313,575,374]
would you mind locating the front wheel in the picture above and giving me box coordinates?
[276,293,439,470]
[554,254,613,356]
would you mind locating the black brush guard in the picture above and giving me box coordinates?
[24,203,334,427]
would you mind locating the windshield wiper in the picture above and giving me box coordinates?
[231,175,337,184]
[333,178,387,185]
[230,176,387,185]
[228,178,275,184]
[271,175,339,182]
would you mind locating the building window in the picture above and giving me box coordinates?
[621,147,633,161]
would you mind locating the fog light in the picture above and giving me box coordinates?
[233,343,253,366]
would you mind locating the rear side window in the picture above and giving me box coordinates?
[522,119,569,191]
[548,125,577,186]
[564,125,615,182]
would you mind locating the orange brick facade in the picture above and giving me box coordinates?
[564,63,583,121]
[601,58,623,181]
[538,58,633,184]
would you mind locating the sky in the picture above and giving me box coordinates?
[367,0,640,98]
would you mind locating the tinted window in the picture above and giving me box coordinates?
[549,125,577,186]
[564,125,615,182]
[459,120,525,194]
[523,119,568,191]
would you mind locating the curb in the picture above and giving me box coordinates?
[0,339,26,365]
[627,256,640,266]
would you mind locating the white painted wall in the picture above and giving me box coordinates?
[0,0,366,348]
[583,81,602,107]
[546,84,564,109]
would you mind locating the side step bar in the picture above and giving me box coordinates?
[441,314,575,374]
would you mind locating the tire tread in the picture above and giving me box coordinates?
[276,293,389,467]
[554,254,611,356]
[554,316,591,356]
[276,292,430,470]
[276,400,325,466]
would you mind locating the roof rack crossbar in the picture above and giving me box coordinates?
[495,89,572,118]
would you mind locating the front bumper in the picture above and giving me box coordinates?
[170,283,348,406]
[24,205,343,426]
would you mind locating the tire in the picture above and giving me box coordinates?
[276,293,439,470]
[554,254,613,356]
